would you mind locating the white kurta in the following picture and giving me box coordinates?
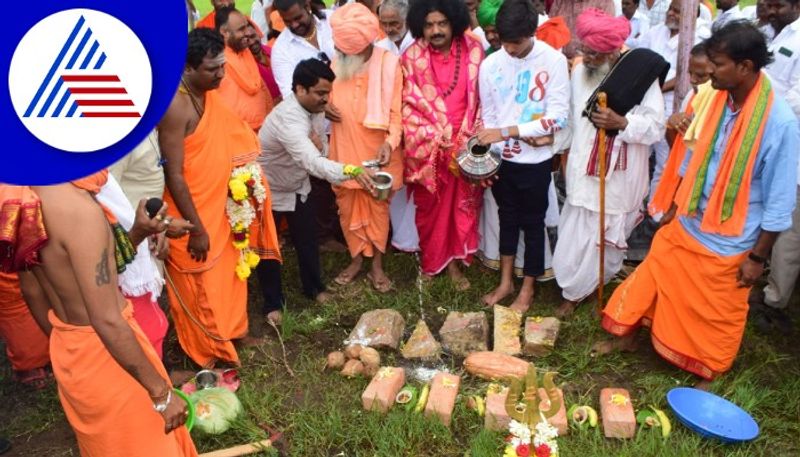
[552,63,665,301]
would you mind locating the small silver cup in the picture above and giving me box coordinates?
[195,369,218,390]
[373,172,393,201]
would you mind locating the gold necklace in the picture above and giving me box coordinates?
[304,23,317,42]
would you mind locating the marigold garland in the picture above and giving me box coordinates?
[226,163,267,281]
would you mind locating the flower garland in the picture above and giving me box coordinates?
[226,163,267,281]
[504,414,559,457]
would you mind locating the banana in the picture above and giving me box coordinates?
[476,396,486,417]
[586,406,598,427]
[651,406,672,438]
[414,383,430,413]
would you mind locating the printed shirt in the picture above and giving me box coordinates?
[765,17,800,183]
[479,39,570,165]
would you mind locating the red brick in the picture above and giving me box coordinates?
[600,388,636,439]
[484,387,510,431]
[361,367,406,414]
[538,388,568,436]
[424,372,461,427]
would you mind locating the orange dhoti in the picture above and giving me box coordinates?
[601,222,749,380]
[164,91,259,367]
[49,304,197,457]
[0,271,49,372]
[333,188,390,257]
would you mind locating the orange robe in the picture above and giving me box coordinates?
[164,91,255,367]
[49,303,197,457]
[218,47,273,131]
[601,222,749,380]
[0,271,49,372]
[328,49,403,257]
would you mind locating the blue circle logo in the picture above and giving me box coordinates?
[1,1,187,184]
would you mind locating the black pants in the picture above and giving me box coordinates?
[309,176,345,243]
[491,159,552,277]
[256,194,326,314]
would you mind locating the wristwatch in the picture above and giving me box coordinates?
[500,127,510,140]
[748,251,768,265]
[153,389,172,413]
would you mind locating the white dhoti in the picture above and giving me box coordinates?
[389,186,420,252]
[478,179,560,276]
[552,201,642,301]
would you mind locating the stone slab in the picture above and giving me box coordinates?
[493,306,522,355]
[523,317,560,356]
[401,319,442,360]
[346,309,406,349]
[439,311,488,357]
[361,367,406,414]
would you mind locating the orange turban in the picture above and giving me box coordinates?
[535,17,571,51]
[330,2,380,55]
[575,8,630,53]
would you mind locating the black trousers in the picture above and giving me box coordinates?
[309,176,345,243]
[490,159,552,277]
[256,194,326,314]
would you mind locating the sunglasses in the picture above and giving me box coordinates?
[317,52,331,65]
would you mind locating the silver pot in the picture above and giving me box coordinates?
[372,171,393,201]
[195,369,218,390]
[457,135,501,182]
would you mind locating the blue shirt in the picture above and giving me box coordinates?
[678,95,799,256]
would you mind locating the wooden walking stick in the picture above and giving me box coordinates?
[597,92,608,313]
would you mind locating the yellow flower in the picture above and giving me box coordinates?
[235,262,251,280]
[246,250,260,268]
[239,171,252,183]
[503,445,517,457]
[229,179,249,202]
[233,236,249,250]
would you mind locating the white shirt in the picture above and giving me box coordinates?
[259,94,347,211]
[375,32,414,56]
[742,5,757,21]
[479,39,571,164]
[712,5,745,32]
[251,0,270,44]
[764,17,800,183]
[700,3,713,22]
[563,64,666,214]
[636,23,710,115]
[638,0,670,27]
[624,10,651,48]
[271,14,336,98]
[472,26,491,50]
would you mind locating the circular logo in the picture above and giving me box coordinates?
[1,0,186,185]
[9,9,152,153]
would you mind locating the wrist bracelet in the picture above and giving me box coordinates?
[748,251,768,265]
[343,164,363,178]
[153,389,172,413]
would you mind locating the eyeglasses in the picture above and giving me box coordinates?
[317,52,331,65]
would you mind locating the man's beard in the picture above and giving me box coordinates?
[388,29,406,44]
[583,61,612,88]
[332,51,368,81]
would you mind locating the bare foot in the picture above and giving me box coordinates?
[235,335,265,348]
[367,270,393,293]
[482,282,515,307]
[447,262,470,291]
[333,257,363,286]
[694,379,712,391]
[266,310,282,326]
[590,334,638,357]
[315,291,333,303]
[509,287,534,314]
[555,299,578,319]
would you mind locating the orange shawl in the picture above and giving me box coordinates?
[648,94,695,216]
[672,75,773,236]
[218,47,272,130]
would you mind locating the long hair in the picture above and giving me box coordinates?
[407,0,470,40]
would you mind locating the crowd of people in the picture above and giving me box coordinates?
[1,0,798,455]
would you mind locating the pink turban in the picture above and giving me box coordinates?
[575,8,630,53]
[330,3,380,55]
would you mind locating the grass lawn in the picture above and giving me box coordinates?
[1,244,799,456]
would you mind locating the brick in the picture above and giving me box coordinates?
[493,306,522,355]
[401,319,442,360]
[439,312,488,357]
[346,309,406,349]
[538,388,568,436]
[484,387,510,431]
[424,372,461,427]
[600,388,636,439]
[523,317,560,356]
[361,367,406,414]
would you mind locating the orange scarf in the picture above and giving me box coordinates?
[673,74,773,236]
[363,46,399,131]
[224,47,263,97]
[648,94,695,216]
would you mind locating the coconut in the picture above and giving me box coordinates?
[359,347,380,368]
[340,359,364,377]
[326,351,345,370]
[344,344,362,359]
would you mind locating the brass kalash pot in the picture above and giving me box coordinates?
[456,135,501,183]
